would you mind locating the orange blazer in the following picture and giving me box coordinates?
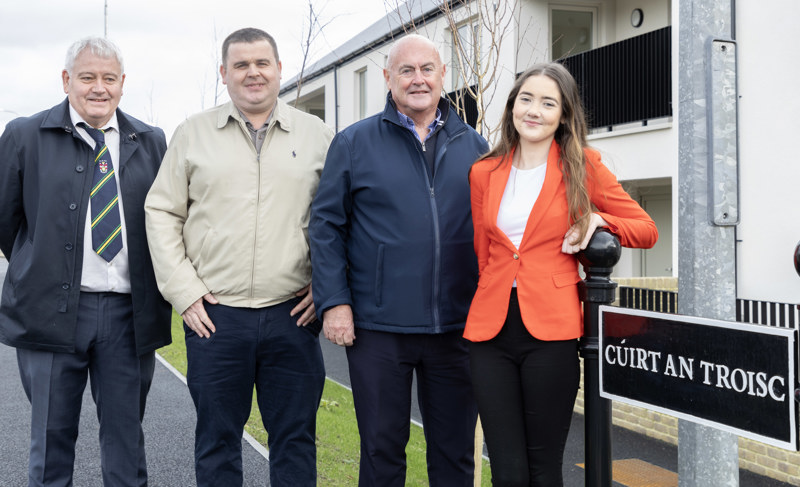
[464,141,658,342]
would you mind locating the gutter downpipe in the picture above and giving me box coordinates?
[334,64,339,133]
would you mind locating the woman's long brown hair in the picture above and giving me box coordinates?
[478,63,593,243]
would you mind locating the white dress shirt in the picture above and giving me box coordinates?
[69,106,132,293]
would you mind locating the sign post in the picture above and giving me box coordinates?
[678,0,740,483]
[578,229,621,487]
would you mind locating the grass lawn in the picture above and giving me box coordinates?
[158,311,492,485]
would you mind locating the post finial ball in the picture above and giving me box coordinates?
[578,229,621,269]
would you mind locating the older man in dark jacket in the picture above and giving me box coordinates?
[310,34,488,486]
[0,37,170,487]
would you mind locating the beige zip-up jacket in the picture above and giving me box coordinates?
[144,100,334,314]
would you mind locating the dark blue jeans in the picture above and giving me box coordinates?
[185,298,325,487]
[346,329,477,487]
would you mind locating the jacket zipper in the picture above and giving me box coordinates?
[250,136,262,301]
[414,128,465,333]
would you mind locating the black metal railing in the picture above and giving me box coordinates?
[616,286,800,330]
[737,299,800,329]
[446,86,479,129]
[618,286,677,313]
[560,26,672,130]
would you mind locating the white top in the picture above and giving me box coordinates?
[497,164,547,248]
[70,106,131,293]
[497,164,547,287]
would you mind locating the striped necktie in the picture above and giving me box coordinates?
[82,124,123,262]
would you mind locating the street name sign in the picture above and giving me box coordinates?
[599,306,798,450]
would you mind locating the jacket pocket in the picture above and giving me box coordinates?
[374,243,385,307]
[7,239,33,289]
[552,270,580,288]
[477,271,494,289]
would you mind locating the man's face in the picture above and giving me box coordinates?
[221,40,282,120]
[62,50,125,129]
[384,38,445,119]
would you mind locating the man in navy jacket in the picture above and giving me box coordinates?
[310,34,488,486]
[0,37,171,486]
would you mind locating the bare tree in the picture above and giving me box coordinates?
[441,0,521,141]
[200,22,225,110]
[294,0,338,106]
[144,82,158,126]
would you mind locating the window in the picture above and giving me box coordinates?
[356,68,368,120]
[551,7,595,60]
[452,21,479,89]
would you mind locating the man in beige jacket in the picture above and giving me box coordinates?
[144,28,333,487]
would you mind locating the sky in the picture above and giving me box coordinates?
[0,0,393,138]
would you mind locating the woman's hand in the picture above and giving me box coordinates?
[562,213,609,254]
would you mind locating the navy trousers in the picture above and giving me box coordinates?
[185,299,325,487]
[16,292,155,487]
[346,329,477,487]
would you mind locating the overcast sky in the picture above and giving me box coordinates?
[0,0,392,137]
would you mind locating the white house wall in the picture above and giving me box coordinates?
[734,0,800,303]
[614,0,671,41]
[516,0,549,67]
[335,49,389,130]
[590,127,676,182]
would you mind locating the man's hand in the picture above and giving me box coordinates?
[322,304,355,347]
[290,284,317,326]
[181,293,219,338]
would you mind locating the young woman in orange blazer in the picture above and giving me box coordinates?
[466,63,658,486]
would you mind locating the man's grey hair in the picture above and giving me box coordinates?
[64,37,125,74]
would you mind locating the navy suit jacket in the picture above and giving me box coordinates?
[0,98,171,355]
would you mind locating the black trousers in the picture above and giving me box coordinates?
[469,290,579,487]
[346,329,478,487]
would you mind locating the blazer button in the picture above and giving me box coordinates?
[513,253,519,260]
[69,203,77,210]
[64,243,73,251]
[76,165,84,172]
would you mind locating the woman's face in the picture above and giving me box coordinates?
[512,75,564,146]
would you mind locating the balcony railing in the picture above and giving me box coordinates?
[448,27,672,132]
[560,26,672,130]
[617,286,800,330]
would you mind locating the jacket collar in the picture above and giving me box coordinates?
[381,92,459,137]
[218,98,292,132]
[41,97,153,141]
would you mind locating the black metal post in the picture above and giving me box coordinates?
[794,241,800,404]
[578,229,621,487]
[794,240,800,278]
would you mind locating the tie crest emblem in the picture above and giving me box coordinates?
[99,160,109,174]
